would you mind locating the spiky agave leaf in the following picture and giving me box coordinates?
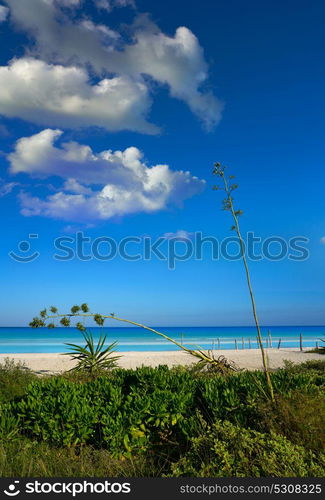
[188,350,240,374]
[62,330,121,374]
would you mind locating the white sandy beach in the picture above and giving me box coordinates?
[0,348,323,374]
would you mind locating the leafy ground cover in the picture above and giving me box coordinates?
[0,359,324,477]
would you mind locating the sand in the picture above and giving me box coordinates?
[0,349,323,374]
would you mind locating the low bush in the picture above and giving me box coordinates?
[196,368,321,427]
[0,361,324,476]
[0,408,20,442]
[282,359,325,373]
[170,420,325,477]
[0,359,37,403]
[9,364,324,456]
[13,369,201,455]
[257,390,325,453]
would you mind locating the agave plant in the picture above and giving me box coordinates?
[189,351,240,375]
[63,330,121,374]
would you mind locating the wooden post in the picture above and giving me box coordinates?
[249,338,251,349]
[266,337,269,348]
[268,330,272,348]
[316,341,319,350]
[212,340,215,351]
[277,338,281,349]
[180,332,184,346]
[235,339,238,350]
[300,332,303,352]
[242,336,244,349]
[217,338,220,349]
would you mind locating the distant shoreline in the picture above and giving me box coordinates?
[0,349,323,375]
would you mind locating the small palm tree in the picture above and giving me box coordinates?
[63,330,120,375]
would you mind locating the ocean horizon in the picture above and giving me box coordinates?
[0,326,324,353]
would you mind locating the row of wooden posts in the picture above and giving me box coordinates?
[180,331,319,351]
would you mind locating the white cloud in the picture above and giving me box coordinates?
[95,0,135,10]
[0,58,157,133]
[119,22,223,129]
[0,5,9,22]
[163,230,194,240]
[3,0,223,130]
[8,129,205,222]
[320,237,325,245]
[63,223,94,234]
[55,0,81,6]
[0,179,19,197]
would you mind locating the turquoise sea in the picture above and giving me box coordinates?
[0,326,324,353]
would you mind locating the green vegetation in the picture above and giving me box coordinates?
[0,358,37,403]
[63,330,120,375]
[0,359,324,477]
[0,440,160,477]
[171,421,324,477]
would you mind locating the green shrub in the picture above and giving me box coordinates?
[283,359,325,373]
[6,365,325,462]
[0,406,20,442]
[13,369,202,455]
[170,420,325,477]
[15,378,104,446]
[196,369,321,428]
[258,390,325,453]
[0,359,37,403]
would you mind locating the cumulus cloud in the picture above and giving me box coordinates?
[0,58,157,133]
[320,237,325,245]
[8,129,205,222]
[0,5,9,22]
[119,21,223,129]
[3,0,223,130]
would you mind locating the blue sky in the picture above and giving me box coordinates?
[0,0,324,326]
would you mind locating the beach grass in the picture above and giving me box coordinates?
[0,440,162,477]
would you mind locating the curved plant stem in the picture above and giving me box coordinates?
[45,313,213,363]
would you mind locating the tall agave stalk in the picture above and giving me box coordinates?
[212,162,274,401]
